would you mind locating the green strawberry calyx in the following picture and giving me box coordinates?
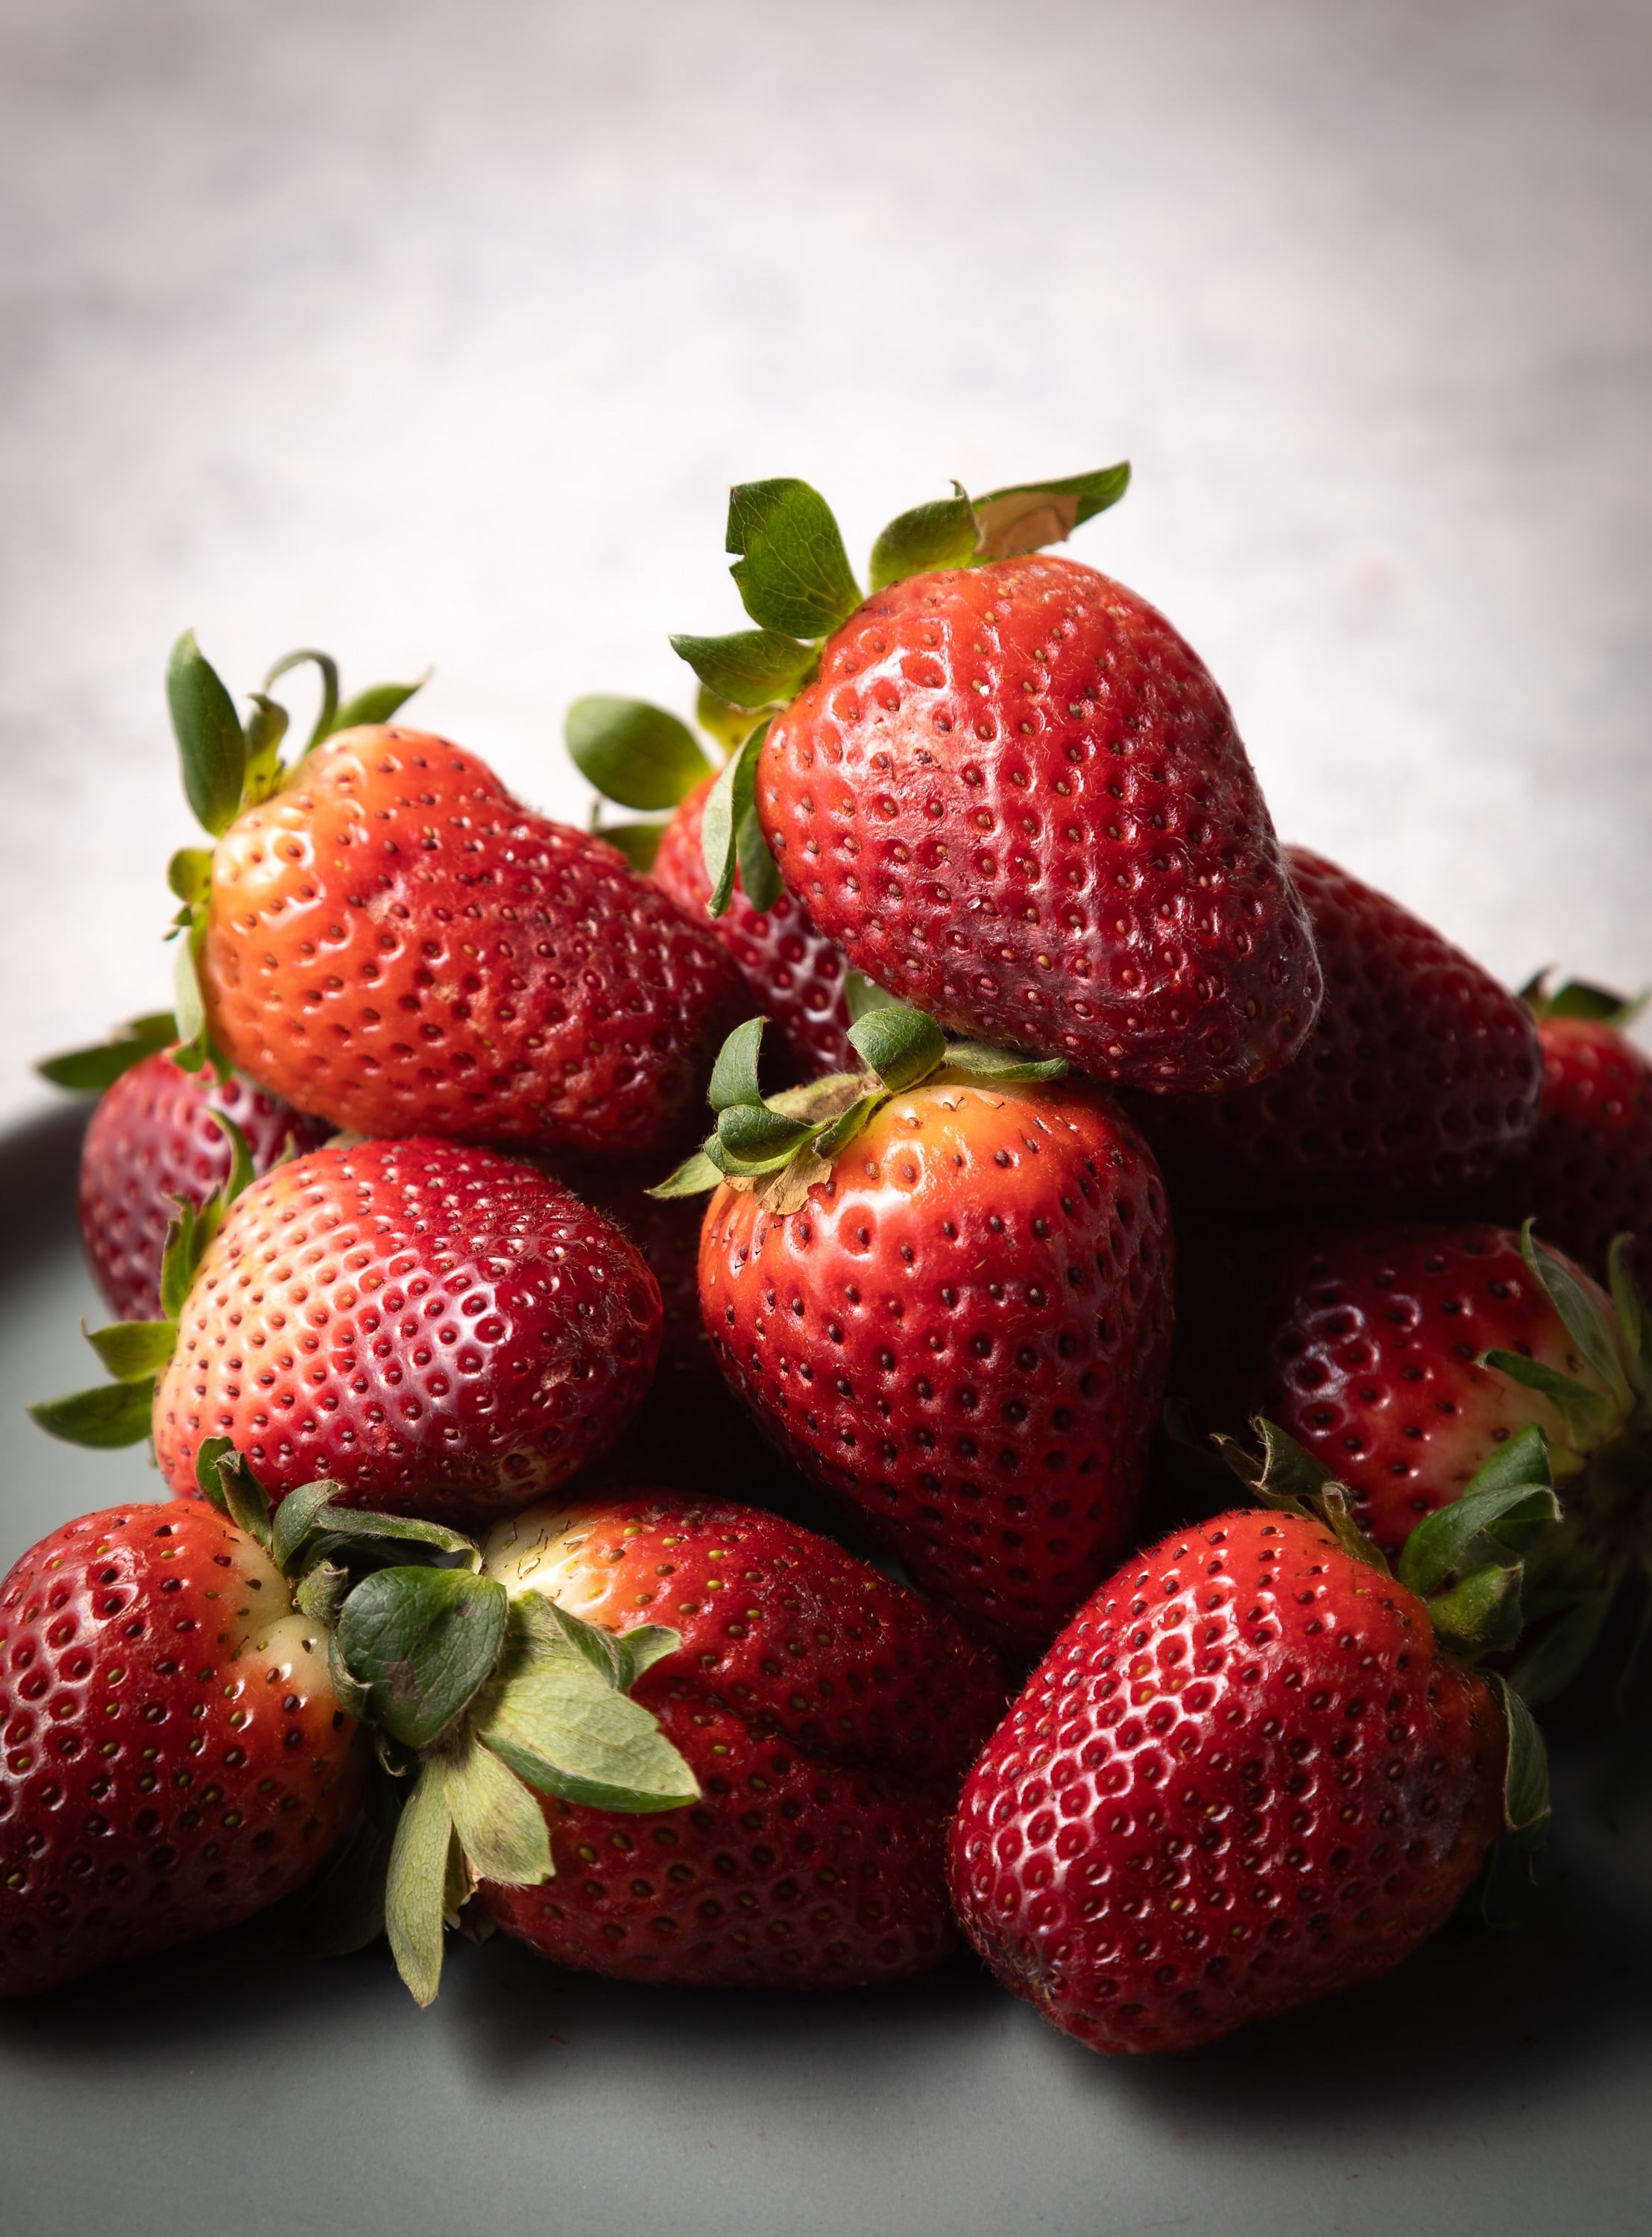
[194,1446,699,2005]
[165,635,428,1075]
[1519,969,1649,1031]
[36,1010,180,1093]
[563,688,762,880]
[652,987,1068,1217]
[671,466,1130,919]
[1218,1416,1556,1857]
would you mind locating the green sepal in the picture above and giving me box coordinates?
[726,478,862,638]
[170,931,211,1072]
[294,1559,353,1627]
[1607,1233,1651,1391]
[1520,970,1648,1029]
[1397,1477,1560,1601]
[215,1449,274,1549]
[168,849,213,909]
[868,488,979,591]
[848,1003,948,1092]
[716,1101,820,1168]
[82,1319,176,1383]
[211,1109,256,1209]
[1489,1674,1551,1851]
[27,1379,154,1449]
[37,1011,177,1092]
[701,723,769,918]
[1481,1348,1619,1451]
[669,629,818,711]
[477,1655,699,1814]
[330,676,427,735]
[1425,1561,1525,1658]
[1455,1423,1553,1503]
[242,693,291,803]
[647,1149,725,1200]
[300,1507,482,1567]
[696,685,762,752]
[709,1015,766,1112]
[264,648,339,753]
[736,803,784,912]
[813,1092,883,1161]
[159,1199,202,1321]
[1214,1418,1390,1575]
[446,1734,553,1887]
[1520,1221,1634,1414]
[167,631,247,837]
[969,463,1131,560]
[327,1629,373,1722]
[194,1435,236,1505]
[270,1478,347,1569]
[385,1758,456,2006]
[566,696,713,811]
[936,1041,1069,1085]
[335,1567,509,1750]
[511,1593,681,1696]
[593,820,666,873]
[844,972,902,1023]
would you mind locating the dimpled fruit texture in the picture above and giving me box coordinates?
[1133,848,1542,1212]
[0,1503,359,1996]
[699,1080,1174,1652]
[79,1049,330,1321]
[1174,1223,1618,1555]
[652,773,853,1078]
[201,726,748,1160]
[1470,1015,1652,1288]
[479,1494,1006,1987]
[152,1138,662,1524]
[948,1508,1505,2054]
[758,556,1322,1091]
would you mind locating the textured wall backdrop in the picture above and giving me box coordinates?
[1,0,1648,1114]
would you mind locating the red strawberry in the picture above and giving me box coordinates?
[653,774,853,1077]
[0,1500,359,1995]
[675,1010,1174,1652]
[36,1139,663,1529]
[76,1049,329,1321]
[1467,978,1652,1288]
[474,1493,1007,1988]
[1129,846,1542,1212]
[948,1503,1522,2054]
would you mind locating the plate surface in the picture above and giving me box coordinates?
[1,1107,1648,2237]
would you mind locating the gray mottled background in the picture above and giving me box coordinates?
[1,7,1650,2236]
[1,0,1649,1116]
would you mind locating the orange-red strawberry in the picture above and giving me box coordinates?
[1130,847,1542,1212]
[1467,978,1652,1288]
[672,1009,1174,1652]
[474,1493,1007,1988]
[948,1505,1520,2054]
[75,1048,327,1322]
[0,1500,359,1995]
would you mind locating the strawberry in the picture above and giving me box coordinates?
[948,1445,1553,2054]
[0,1497,359,1995]
[1127,846,1542,1212]
[1173,1221,1652,1701]
[660,1003,1174,1652]
[566,696,854,1079]
[162,637,747,1161]
[1466,976,1652,1288]
[471,1493,1007,1989]
[669,473,1322,1092]
[33,1138,663,1530]
[54,1040,328,1322]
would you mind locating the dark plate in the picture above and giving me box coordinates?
[1,1107,1648,2237]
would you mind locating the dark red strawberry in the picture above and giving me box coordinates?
[34,1139,663,1530]
[667,1007,1174,1652]
[1173,1220,1652,1702]
[1129,847,1542,1212]
[949,1497,1538,2054]
[0,1499,359,1995]
[473,1493,1007,1988]
[669,474,1321,1091]
[75,1049,328,1321]
[1467,977,1652,1288]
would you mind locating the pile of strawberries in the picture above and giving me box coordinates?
[6,472,1649,2057]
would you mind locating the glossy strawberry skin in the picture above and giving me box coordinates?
[79,1049,330,1321]
[653,775,854,1079]
[1469,1016,1652,1287]
[201,726,748,1162]
[479,1494,1008,1988]
[153,1139,662,1526]
[1175,1223,1616,1555]
[948,1509,1505,2054]
[758,557,1322,1092]
[0,1502,359,1996]
[699,1080,1175,1652]
[1129,848,1543,1213]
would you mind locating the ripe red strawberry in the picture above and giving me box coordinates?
[77,1049,329,1321]
[1467,978,1652,1288]
[653,773,853,1078]
[36,1139,663,1529]
[948,1506,1516,2054]
[474,1492,1007,1988]
[1129,847,1542,1212]
[678,1012,1174,1652]
[0,1500,359,1995]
